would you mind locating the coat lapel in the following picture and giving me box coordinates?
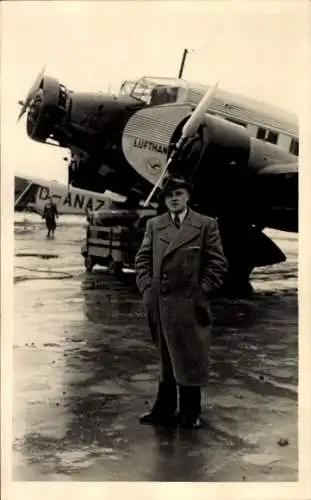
[154,213,176,264]
[157,209,202,259]
[157,213,175,244]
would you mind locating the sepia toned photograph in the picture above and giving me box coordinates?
[1,0,310,496]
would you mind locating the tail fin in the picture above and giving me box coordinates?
[14,176,39,211]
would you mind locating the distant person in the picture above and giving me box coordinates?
[135,174,227,429]
[42,196,59,238]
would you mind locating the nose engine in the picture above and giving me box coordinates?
[18,71,70,146]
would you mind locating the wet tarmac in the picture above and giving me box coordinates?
[13,214,298,481]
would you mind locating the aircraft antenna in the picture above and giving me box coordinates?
[178,48,189,78]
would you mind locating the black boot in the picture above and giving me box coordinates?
[140,381,178,426]
[178,385,202,429]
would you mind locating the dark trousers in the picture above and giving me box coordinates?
[179,385,201,420]
[152,381,201,420]
[154,332,201,420]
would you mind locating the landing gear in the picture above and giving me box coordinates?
[107,259,123,277]
[85,255,94,273]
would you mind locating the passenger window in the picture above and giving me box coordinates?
[257,127,266,139]
[266,131,279,144]
[290,138,299,155]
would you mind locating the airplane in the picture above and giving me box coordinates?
[14,173,128,215]
[17,70,298,297]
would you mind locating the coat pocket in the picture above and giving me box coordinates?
[186,245,200,251]
[182,247,201,277]
[184,246,200,258]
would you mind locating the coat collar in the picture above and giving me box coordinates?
[156,208,202,230]
[169,208,188,224]
[155,209,202,258]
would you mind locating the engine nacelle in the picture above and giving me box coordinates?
[26,76,70,144]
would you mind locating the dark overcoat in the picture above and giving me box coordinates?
[135,209,227,386]
[43,203,58,230]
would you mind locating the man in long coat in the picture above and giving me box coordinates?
[135,174,227,428]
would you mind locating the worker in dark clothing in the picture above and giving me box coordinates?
[42,196,59,238]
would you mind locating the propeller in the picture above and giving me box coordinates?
[17,66,45,122]
[143,80,219,207]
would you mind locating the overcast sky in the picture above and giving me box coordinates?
[1,0,309,183]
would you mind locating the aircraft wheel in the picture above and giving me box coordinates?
[85,255,94,273]
[108,260,123,276]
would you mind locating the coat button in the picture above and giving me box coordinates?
[161,273,168,279]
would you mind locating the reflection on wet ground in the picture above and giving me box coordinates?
[13,216,298,481]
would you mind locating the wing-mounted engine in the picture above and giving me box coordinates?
[167,113,250,178]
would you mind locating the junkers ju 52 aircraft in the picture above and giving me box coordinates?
[17,70,298,296]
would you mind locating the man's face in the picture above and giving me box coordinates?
[164,188,189,214]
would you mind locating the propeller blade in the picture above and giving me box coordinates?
[17,107,26,123]
[17,65,45,123]
[181,80,218,139]
[142,81,219,207]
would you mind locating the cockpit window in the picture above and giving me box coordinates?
[119,77,188,105]
[119,80,136,96]
[149,86,178,105]
[131,81,153,103]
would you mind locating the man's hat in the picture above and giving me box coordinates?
[162,174,192,195]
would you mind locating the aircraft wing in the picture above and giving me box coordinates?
[257,162,298,176]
